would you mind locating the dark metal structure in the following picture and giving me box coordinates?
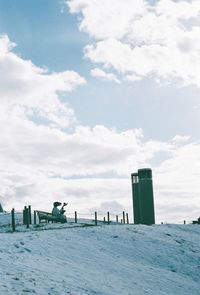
[131,173,140,224]
[131,168,155,225]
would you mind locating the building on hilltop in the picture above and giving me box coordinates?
[131,168,155,225]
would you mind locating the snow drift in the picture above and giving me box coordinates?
[0,223,199,295]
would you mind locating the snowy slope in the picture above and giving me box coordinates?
[0,223,199,295]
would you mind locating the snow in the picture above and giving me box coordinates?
[0,219,199,295]
[0,212,23,228]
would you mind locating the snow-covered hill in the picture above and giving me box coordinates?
[0,223,199,295]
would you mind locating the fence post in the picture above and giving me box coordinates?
[126,213,129,224]
[107,211,110,225]
[11,208,15,232]
[34,210,37,225]
[28,205,32,224]
[116,215,118,223]
[103,217,106,223]
[184,220,186,224]
[95,211,97,226]
[75,211,77,223]
[25,207,29,228]
[123,211,125,224]
[23,206,27,225]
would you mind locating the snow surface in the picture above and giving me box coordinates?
[0,221,199,295]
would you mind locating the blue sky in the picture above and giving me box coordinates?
[0,0,200,222]
[0,0,87,71]
[1,0,200,138]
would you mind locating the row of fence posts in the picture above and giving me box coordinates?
[9,208,191,233]
[11,206,33,232]
[10,207,130,232]
[101,211,129,225]
[73,211,129,225]
[66,211,129,225]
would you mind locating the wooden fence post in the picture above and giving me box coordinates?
[95,211,97,226]
[103,217,106,223]
[11,208,15,232]
[28,205,32,224]
[116,215,118,223]
[23,206,27,225]
[25,207,29,228]
[34,210,37,225]
[123,211,125,224]
[126,213,129,224]
[107,211,110,225]
[75,211,77,223]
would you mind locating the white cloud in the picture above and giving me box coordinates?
[0,34,200,223]
[90,68,120,83]
[0,34,16,54]
[68,0,147,39]
[171,135,190,144]
[0,34,86,128]
[68,0,200,87]
[154,140,200,222]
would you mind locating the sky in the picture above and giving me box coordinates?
[0,0,200,223]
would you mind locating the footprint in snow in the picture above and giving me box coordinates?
[24,248,31,253]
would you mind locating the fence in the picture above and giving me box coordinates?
[0,206,195,233]
[66,211,130,225]
[0,210,23,231]
[0,206,131,233]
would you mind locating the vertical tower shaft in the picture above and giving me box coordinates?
[131,173,141,224]
[131,168,155,225]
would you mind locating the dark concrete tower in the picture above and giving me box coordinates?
[131,168,155,225]
[131,173,141,224]
[138,168,155,225]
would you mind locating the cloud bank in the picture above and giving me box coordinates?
[67,0,200,87]
[0,34,200,223]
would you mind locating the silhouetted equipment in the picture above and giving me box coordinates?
[131,168,155,225]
